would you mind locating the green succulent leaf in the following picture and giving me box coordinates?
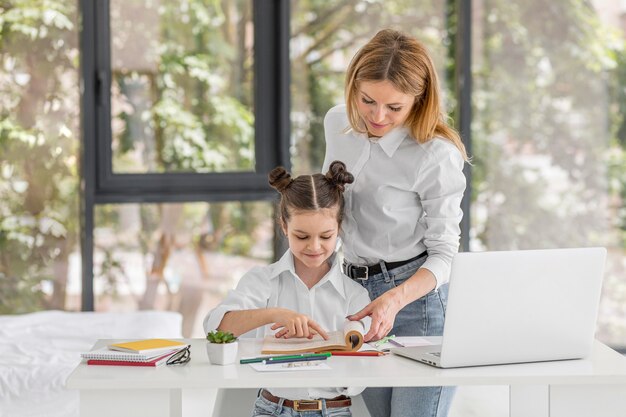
[206,330,237,344]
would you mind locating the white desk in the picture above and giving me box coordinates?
[66,338,626,417]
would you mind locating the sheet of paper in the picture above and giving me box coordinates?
[367,336,436,352]
[395,337,436,347]
[359,343,383,352]
[249,361,331,372]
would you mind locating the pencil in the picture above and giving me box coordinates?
[330,351,385,357]
[263,355,329,365]
[240,352,330,364]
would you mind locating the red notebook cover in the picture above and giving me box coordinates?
[87,351,174,367]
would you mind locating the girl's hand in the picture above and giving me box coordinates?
[347,290,403,342]
[270,310,329,340]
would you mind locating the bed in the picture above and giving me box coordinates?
[0,310,183,417]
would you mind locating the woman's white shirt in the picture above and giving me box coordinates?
[323,104,466,289]
[204,249,371,400]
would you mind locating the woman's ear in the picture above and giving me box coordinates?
[280,218,288,236]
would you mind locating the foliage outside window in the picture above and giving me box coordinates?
[110,0,255,174]
[0,1,80,313]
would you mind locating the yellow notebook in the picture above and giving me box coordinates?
[108,339,185,354]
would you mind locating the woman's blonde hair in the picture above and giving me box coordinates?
[345,28,468,161]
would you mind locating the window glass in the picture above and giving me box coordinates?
[93,201,273,337]
[110,0,255,174]
[0,2,80,313]
[471,0,626,349]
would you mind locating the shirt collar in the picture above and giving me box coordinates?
[269,250,347,300]
[270,250,297,277]
[371,126,410,157]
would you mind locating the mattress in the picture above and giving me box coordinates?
[0,310,183,417]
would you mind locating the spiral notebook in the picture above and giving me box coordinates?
[87,350,176,367]
[81,346,182,362]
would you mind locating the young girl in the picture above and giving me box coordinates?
[203,161,370,417]
[323,29,469,417]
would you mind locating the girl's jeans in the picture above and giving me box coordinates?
[252,394,351,417]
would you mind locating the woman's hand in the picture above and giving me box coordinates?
[270,309,329,340]
[348,268,437,342]
[348,289,404,342]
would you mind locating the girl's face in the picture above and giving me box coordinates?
[356,80,414,138]
[282,208,339,271]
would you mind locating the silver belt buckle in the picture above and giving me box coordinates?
[344,261,369,281]
[357,265,369,281]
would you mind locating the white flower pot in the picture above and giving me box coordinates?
[206,341,238,365]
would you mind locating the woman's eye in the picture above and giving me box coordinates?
[295,235,308,240]
[389,106,401,112]
[320,235,332,240]
[361,97,375,105]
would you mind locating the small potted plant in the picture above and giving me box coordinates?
[206,330,238,365]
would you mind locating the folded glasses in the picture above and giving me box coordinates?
[166,346,191,366]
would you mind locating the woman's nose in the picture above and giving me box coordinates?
[372,106,386,122]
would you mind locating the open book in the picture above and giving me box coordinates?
[261,320,365,354]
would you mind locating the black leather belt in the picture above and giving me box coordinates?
[342,251,427,280]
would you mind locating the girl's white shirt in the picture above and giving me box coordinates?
[204,249,371,400]
[323,104,466,289]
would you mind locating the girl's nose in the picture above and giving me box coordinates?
[308,238,321,250]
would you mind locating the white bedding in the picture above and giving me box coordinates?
[0,310,183,417]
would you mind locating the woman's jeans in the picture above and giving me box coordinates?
[357,256,455,417]
[252,394,351,417]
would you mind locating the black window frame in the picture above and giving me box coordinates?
[79,0,291,310]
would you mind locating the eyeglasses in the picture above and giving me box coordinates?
[166,346,191,366]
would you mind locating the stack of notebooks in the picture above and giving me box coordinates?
[81,339,188,367]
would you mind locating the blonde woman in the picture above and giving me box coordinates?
[323,29,469,417]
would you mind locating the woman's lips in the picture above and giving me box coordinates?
[368,120,388,129]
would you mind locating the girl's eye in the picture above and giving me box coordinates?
[320,235,332,240]
[361,97,375,105]
[295,235,308,240]
[389,106,402,112]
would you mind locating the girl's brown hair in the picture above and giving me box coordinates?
[268,160,354,225]
[345,28,468,161]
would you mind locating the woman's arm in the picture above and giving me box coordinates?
[219,308,329,339]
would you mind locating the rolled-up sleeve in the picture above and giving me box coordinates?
[347,286,372,333]
[203,267,272,334]
[414,142,466,289]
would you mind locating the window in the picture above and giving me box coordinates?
[471,0,626,350]
[2,0,623,350]
[79,0,290,324]
[93,201,273,337]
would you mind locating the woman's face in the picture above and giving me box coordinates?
[356,80,414,138]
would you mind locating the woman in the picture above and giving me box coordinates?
[322,28,469,417]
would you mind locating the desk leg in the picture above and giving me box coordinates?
[549,384,626,417]
[509,385,549,417]
[79,389,182,417]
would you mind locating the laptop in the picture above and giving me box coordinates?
[392,247,606,368]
